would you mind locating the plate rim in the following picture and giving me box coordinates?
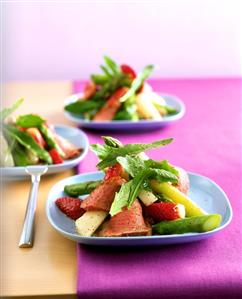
[46,171,233,242]
[64,92,186,125]
[1,124,89,176]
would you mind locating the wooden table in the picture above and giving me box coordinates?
[1,81,78,298]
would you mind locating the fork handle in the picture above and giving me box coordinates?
[19,175,40,248]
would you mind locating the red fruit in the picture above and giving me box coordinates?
[121,64,136,80]
[55,197,85,220]
[49,148,64,164]
[26,127,46,148]
[144,202,185,222]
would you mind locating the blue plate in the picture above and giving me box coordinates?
[46,171,232,246]
[64,93,185,130]
[1,125,89,181]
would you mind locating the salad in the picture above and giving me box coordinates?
[64,56,177,121]
[0,99,81,167]
[55,136,222,237]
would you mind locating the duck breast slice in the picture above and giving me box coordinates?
[98,199,151,237]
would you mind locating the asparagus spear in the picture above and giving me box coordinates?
[153,214,222,235]
[150,180,207,217]
[64,180,102,197]
[39,124,65,158]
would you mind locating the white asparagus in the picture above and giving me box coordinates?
[75,211,108,237]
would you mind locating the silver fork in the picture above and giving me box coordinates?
[19,165,48,248]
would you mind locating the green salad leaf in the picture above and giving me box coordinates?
[120,65,154,102]
[16,114,45,128]
[91,137,173,169]
[64,100,103,115]
[3,124,52,164]
[0,98,24,122]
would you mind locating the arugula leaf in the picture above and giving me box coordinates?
[120,65,154,102]
[16,114,45,128]
[117,155,146,177]
[91,137,173,169]
[109,180,132,216]
[91,74,109,85]
[64,100,102,115]
[117,155,178,183]
[110,167,177,216]
[145,159,178,176]
[3,124,52,164]
[0,98,24,122]
[103,56,120,74]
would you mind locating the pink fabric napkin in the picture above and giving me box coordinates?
[74,78,242,299]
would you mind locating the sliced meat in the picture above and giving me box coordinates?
[53,133,81,160]
[175,167,190,194]
[81,176,125,212]
[98,199,151,237]
[93,87,128,121]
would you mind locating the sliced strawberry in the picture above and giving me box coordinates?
[55,197,85,220]
[26,127,46,148]
[144,202,185,222]
[49,148,64,164]
[121,64,136,80]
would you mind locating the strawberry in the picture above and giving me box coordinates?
[144,202,185,222]
[55,197,85,220]
[120,64,136,80]
[49,148,64,164]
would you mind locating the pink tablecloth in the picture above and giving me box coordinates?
[75,78,242,299]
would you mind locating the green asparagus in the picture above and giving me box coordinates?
[153,214,222,235]
[64,180,102,197]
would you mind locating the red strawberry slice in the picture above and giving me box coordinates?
[121,64,136,80]
[144,202,185,222]
[55,197,85,220]
[49,148,64,164]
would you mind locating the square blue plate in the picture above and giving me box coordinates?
[64,93,185,131]
[46,171,232,246]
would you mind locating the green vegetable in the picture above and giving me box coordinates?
[64,100,103,115]
[3,124,52,164]
[147,159,178,176]
[153,214,222,234]
[109,180,133,216]
[0,98,24,122]
[164,106,177,115]
[120,65,154,102]
[150,180,207,216]
[16,114,45,128]
[39,124,65,157]
[103,55,120,74]
[91,137,173,169]
[114,95,139,121]
[91,74,109,85]
[64,180,102,197]
[11,143,32,166]
[110,167,178,216]
[102,136,123,148]
[0,132,14,167]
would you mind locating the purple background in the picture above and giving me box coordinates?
[76,78,242,299]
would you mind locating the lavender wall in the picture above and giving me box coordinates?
[3,0,242,81]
